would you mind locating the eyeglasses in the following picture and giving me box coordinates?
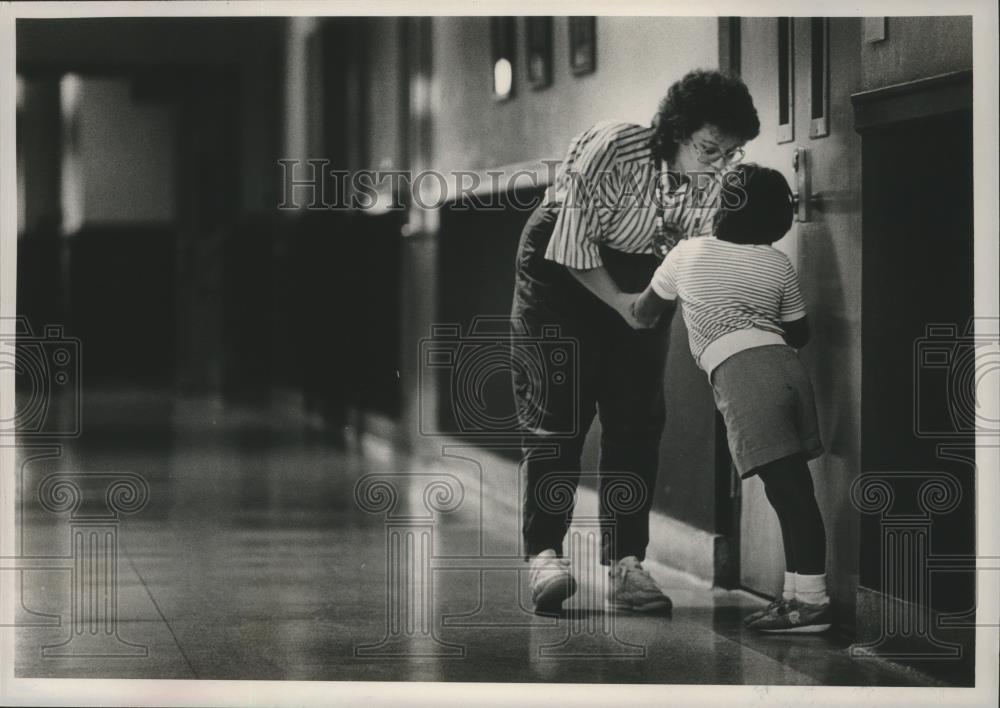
[691,140,745,167]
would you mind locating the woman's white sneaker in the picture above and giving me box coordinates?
[607,556,672,613]
[529,549,577,615]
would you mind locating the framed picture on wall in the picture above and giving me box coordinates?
[490,17,517,100]
[568,16,596,76]
[525,17,553,89]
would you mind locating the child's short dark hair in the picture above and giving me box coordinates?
[714,163,794,245]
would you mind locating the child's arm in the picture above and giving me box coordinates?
[568,265,646,329]
[631,284,676,328]
[630,244,681,327]
[778,255,810,348]
[781,316,810,348]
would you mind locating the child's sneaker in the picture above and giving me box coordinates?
[529,550,577,615]
[749,598,833,633]
[742,597,791,627]
[607,556,672,613]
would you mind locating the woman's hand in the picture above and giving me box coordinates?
[631,285,675,328]
[614,293,654,330]
[630,296,660,329]
[563,266,656,329]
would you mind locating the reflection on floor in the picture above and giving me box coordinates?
[13,390,937,685]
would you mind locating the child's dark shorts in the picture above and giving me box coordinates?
[709,344,824,478]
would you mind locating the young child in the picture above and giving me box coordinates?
[630,163,832,633]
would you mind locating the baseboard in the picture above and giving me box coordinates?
[356,410,401,462]
[646,508,726,584]
[266,385,333,432]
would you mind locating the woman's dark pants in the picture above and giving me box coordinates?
[510,204,672,566]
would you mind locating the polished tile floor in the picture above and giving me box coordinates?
[13,390,935,685]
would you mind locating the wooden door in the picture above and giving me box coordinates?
[736,18,863,600]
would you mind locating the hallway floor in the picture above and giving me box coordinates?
[12,390,936,685]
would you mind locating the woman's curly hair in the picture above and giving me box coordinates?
[650,69,761,161]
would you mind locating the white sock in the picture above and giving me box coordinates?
[782,571,796,601]
[795,572,829,605]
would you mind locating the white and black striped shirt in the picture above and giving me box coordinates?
[651,238,807,374]
[543,121,720,269]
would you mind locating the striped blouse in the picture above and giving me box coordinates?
[651,238,807,375]
[543,120,721,269]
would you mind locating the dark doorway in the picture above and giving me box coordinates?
[860,104,975,685]
[435,187,546,455]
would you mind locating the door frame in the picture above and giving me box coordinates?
[711,17,744,590]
